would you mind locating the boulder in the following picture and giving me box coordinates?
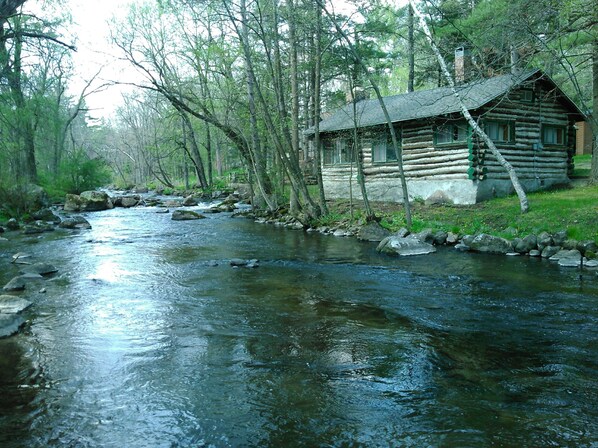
[541,245,562,258]
[552,230,568,246]
[461,234,475,246]
[3,276,27,292]
[182,195,199,206]
[0,295,32,314]
[171,210,206,221]
[415,228,435,244]
[64,194,83,212]
[377,235,437,257]
[113,195,141,208]
[529,250,541,257]
[59,216,92,230]
[514,234,538,254]
[23,221,55,234]
[0,314,25,338]
[578,240,598,256]
[19,263,58,276]
[357,222,391,242]
[446,232,460,245]
[454,243,470,252]
[32,208,61,224]
[6,218,19,231]
[79,191,113,211]
[468,233,512,254]
[550,249,582,267]
[433,230,448,245]
[536,231,553,250]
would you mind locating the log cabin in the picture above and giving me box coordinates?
[306,65,586,205]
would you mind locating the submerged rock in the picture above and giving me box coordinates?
[59,216,92,230]
[0,314,25,338]
[2,277,27,292]
[230,258,259,268]
[19,263,58,276]
[0,295,32,314]
[550,249,582,268]
[377,235,436,257]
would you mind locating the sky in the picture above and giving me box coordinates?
[23,0,410,121]
[26,0,138,120]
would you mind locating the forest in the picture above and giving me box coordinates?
[0,0,596,219]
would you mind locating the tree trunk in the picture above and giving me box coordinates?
[407,4,415,93]
[590,38,598,184]
[239,0,277,211]
[181,112,208,189]
[410,0,529,213]
[318,0,412,227]
[312,0,328,214]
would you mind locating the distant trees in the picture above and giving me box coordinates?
[0,0,111,202]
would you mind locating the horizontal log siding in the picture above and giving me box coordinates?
[477,85,574,179]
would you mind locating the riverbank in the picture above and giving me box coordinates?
[315,182,598,244]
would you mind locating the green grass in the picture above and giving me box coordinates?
[572,154,592,178]
[324,184,598,243]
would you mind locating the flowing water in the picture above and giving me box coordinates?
[1,204,597,447]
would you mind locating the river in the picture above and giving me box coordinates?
[1,204,597,447]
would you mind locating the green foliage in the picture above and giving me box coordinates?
[39,150,112,199]
[0,182,47,219]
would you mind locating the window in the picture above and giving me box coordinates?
[521,89,534,103]
[485,121,513,142]
[323,137,353,165]
[542,125,566,145]
[435,122,468,145]
[372,132,399,163]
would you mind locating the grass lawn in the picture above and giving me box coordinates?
[572,154,592,178]
[322,183,598,243]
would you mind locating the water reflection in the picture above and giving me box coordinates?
[0,206,596,447]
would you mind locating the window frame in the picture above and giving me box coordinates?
[541,125,567,146]
[434,121,469,147]
[520,89,535,103]
[484,120,515,143]
[322,136,354,166]
[371,130,399,164]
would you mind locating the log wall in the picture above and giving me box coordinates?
[321,82,575,184]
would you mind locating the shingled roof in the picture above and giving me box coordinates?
[307,69,584,135]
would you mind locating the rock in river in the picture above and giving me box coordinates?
[467,233,513,254]
[0,314,25,338]
[377,235,436,257]
[357,222,391,242]
[171,210,206,221]
[2,277,27,292]
[0,295,32,314]
[19,263,58,276]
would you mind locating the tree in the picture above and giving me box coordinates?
[317,0,413,226]
[410,0,530,213]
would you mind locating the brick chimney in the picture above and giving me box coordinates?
[455,47,472,83]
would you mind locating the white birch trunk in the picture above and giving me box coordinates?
[409,0,530,213]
